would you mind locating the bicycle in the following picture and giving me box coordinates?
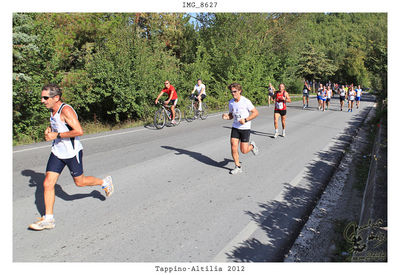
[184,94,208,122]
[154,102,181,129]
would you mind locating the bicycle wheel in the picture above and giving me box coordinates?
[184,105,195,122]
[199,103,209,120]
[174,108,181,126]
[154,108,166,129]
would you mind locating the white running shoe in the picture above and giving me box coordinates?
[250,141,259,155]
[282,131,286,137]
[29,217,55,231]
[274,132,279,138]
[230,166,242,175]
[102,176,114,197]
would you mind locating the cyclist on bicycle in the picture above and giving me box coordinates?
[155,80,179,125]
[191,79,206,113]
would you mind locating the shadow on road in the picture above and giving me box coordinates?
[224,106,374,262]
[161,146,233,171]
[226,183,315,262]
[286,105,317,111]
[21,169,106,217]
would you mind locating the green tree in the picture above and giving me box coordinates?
[296,43,337,89]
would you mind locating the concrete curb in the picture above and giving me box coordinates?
[284,100,377,262]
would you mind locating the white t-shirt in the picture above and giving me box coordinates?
[229,96,255,130]
[356,88,362,97]
[194,84,206,95]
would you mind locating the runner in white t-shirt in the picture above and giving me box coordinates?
[222,83,259,175]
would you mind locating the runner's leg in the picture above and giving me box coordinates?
[230,138,240,167]
[43,171,60,215]
[73,175,103,187]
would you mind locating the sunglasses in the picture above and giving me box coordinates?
[231,90,239,94]
[41,95,57,100]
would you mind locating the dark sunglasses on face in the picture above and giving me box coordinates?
[41,95,57,100]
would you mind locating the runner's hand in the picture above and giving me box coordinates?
[222,113,230,120]
[44,126,51,135]
[45,130,57,141]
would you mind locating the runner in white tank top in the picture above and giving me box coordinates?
[29,84,114,231]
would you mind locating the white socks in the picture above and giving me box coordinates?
[45,214,54,220]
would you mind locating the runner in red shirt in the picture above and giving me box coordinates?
[155,80,179,124]
[273,83,291,138]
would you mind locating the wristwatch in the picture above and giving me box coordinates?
[244,118,248,123]
[57,133,61,139]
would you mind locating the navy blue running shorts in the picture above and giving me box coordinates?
[46,150,84,178]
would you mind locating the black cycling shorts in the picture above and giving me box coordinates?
[230,128,250,143]
[274,109,287,116]
[194,94,206,101]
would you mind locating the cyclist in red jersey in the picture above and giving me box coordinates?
[273,83,291,138]
[155,80,179,124]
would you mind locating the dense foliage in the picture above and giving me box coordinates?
[12,12,387,144]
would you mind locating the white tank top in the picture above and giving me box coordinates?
[50,103,83,159]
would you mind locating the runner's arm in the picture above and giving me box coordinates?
[239,107,258,124]
[155,91,164,104]
[60,106,84,138]
[284,92,291,103]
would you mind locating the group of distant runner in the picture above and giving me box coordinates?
[28,79,363,230]
[302,80,363,112]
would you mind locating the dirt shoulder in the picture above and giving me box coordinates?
[285,103,387,262]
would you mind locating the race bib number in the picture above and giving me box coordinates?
[233,111,241,122]
[275,102,284,110]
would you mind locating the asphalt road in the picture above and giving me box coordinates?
[13,95,375,262]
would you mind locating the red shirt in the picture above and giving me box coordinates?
[274,91,287,111]
[162,85,178,100]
